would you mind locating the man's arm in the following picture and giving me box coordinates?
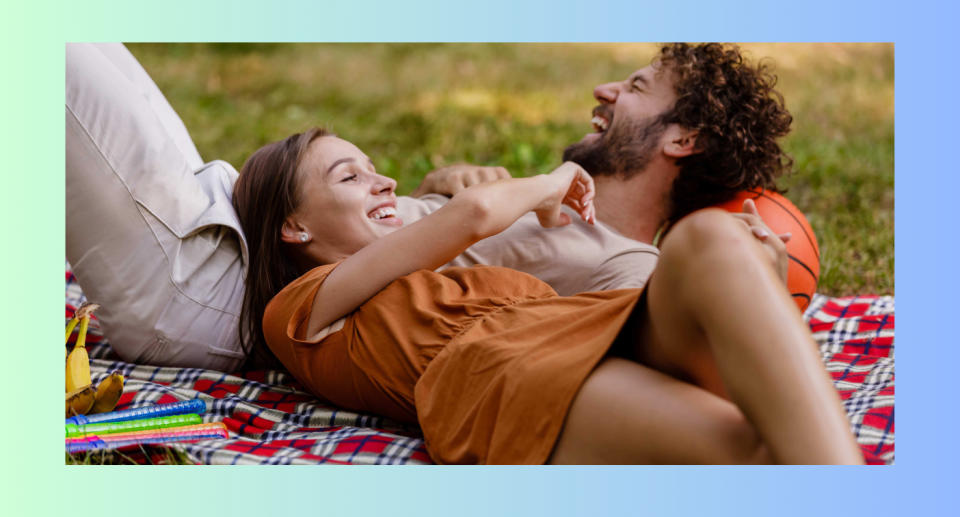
[410,164,512,197]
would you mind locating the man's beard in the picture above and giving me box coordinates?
[562,115,667,178]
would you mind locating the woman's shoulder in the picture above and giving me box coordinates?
[263,262,342,349]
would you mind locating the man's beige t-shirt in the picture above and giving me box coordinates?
[398,194,659,296]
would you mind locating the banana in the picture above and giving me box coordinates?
[65,317,79,345]
[66,311,79,360]
[66,317,78,360]
[90,372,125,414]
[65,303,98,393]
[65,302,98,344]
[65,317,91,393]
[66,384,96,417]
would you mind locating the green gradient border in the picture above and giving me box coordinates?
[3,0,954,515]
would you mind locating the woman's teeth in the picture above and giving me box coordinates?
[369,207,397,220]
[591,115,609,132]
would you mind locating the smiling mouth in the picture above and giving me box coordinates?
[591,115,609,133]
[591,106,612,134]
[368,206,398,221]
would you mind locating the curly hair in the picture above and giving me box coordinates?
[658,43,794,223]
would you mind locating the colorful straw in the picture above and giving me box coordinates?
[65,399,206,426]
[66,423,229,454]
[65,422,228,445]
[66,413,202,438]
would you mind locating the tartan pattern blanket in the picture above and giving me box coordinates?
[66,267,894,465]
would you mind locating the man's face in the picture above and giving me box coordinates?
[563,63,679,177]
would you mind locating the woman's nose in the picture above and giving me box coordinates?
[370,174,397,194]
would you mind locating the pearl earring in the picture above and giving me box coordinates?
[299,233,309,243]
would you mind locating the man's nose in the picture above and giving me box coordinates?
[593,81,619,104]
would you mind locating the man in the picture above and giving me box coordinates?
[400,43,793,295]
[66,42,790,370]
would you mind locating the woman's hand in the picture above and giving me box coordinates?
[534,162,596,228]
[730,198,791,285]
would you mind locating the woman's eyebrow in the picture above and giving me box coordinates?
[326,157,355,174]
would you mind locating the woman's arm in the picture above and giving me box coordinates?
[303,162,594,338]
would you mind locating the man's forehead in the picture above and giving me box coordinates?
[640,59,669,75]
[629,63,671,84]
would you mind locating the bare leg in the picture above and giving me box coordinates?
[549,357,771,464]
[637,209,862,464]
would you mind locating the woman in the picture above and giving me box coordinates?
[232,127,863,465]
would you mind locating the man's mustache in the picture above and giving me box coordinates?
[592,105,614,124]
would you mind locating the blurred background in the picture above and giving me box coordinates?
[126,43,894,297]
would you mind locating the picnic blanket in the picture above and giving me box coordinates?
[66,266,894,465]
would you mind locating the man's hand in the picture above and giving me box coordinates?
[410,164,511,198]
[731,198,791,285]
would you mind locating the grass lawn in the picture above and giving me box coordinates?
[126,43,893,297]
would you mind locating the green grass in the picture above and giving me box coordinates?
[126,43,894,297]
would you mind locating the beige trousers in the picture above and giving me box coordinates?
[66,43,247,371]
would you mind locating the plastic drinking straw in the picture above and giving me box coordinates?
[66,423,228,454]
[65,399,206,426]
[66,413,202,438]
[66,437,107,454]
[66,423,229,445]
[67,422,228,444]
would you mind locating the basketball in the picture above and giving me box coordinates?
[715,188,820,312]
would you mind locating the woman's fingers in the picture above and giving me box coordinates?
[541,161,596,226]
[725,210,788,283]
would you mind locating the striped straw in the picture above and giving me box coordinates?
[65,399,206,426]
[66,423,228,454]
[66,413,202,438]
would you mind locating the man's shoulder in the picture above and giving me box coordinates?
[397,194,449,223]
[544,207,659,253]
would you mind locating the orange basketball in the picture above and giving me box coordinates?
[715,188,820,311]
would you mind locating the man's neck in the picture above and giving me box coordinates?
[592,169,673,244]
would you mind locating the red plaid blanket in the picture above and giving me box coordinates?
[66,267,894,465]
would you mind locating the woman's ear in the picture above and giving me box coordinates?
[663,127,700,158]
[280,218,310,245]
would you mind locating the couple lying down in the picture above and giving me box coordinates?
[65,42,862,464]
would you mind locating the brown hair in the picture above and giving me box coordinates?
[232,127,330,369]
[657,43,794,223]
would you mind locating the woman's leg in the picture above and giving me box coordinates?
[549,357,771,464]
[635,209,862,464]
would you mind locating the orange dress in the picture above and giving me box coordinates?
[263,263,642,464]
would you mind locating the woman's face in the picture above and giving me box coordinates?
[288,136,403,263]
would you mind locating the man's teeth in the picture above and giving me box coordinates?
[369,207,397,220]
[591,116,609,132]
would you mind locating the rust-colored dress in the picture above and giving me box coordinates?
[263,263,642,464]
